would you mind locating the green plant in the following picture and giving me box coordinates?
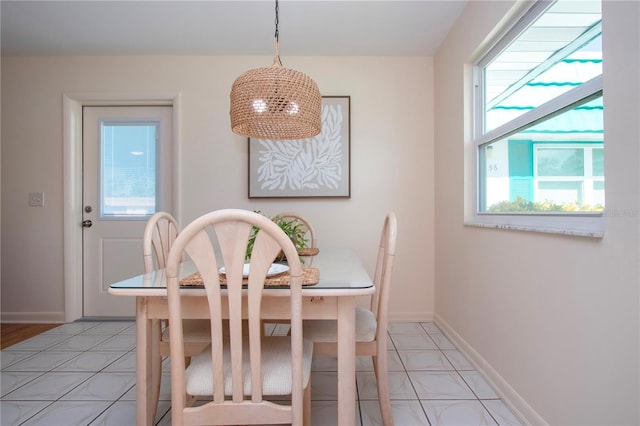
[245,211,308,260]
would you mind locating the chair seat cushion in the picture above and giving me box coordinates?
[162,319,211,343]
[303,307,377,343]
[185,336,313,397]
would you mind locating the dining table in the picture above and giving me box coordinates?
[108,247,374,426]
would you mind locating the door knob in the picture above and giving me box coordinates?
[82,220,93,228]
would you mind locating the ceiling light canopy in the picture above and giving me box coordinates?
[230,0,322,140]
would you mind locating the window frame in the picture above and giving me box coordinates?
[468,0,604,237]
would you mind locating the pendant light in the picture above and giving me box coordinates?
[230,0,322,140]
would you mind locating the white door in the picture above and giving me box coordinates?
[83,106,173,317]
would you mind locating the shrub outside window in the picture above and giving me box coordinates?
[472,0,603,235]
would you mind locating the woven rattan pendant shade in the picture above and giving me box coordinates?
[230,60,322,140]
[230,0,321,140]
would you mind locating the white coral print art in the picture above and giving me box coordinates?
[256,103,345,192]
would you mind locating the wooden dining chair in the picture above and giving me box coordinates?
[303,212,397,426]
[143,212,210,420]
[143,211,180,273]
[143,211,212,351]
[165,209,313,426]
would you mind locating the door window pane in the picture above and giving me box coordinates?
[101,122,158,217]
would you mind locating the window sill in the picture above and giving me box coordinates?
[464,216,604,238]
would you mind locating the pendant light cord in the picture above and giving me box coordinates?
[273,0,283,66]
[274,0,279,42]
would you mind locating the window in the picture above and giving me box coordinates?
[472,0,603,235]
[100,121,159,217]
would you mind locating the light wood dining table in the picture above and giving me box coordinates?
[108,248,374,426]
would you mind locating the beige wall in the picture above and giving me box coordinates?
[434,1,639,425]
[4,2,637,424]
[0,56,435,323]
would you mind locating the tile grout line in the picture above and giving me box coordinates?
[3,321,520,425]
[417,321,505,425]
[387,330,434,425]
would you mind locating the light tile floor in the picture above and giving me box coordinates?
[1,321,522,425]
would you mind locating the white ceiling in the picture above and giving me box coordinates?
[1,1,467,57]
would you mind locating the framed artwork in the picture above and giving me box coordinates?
[248,96,351,198]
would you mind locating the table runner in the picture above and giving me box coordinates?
[180,267,319,287]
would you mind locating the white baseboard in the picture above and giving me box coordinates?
[1,311,66,323]
[389,311,433,322]
[434,313,547,426]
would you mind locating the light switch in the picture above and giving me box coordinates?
[29,192,44,207]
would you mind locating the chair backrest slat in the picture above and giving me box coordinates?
[143,211,180,273]
[184,227,226,402]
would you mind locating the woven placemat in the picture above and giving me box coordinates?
[297,247,319,256]
[180,267,319,287]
